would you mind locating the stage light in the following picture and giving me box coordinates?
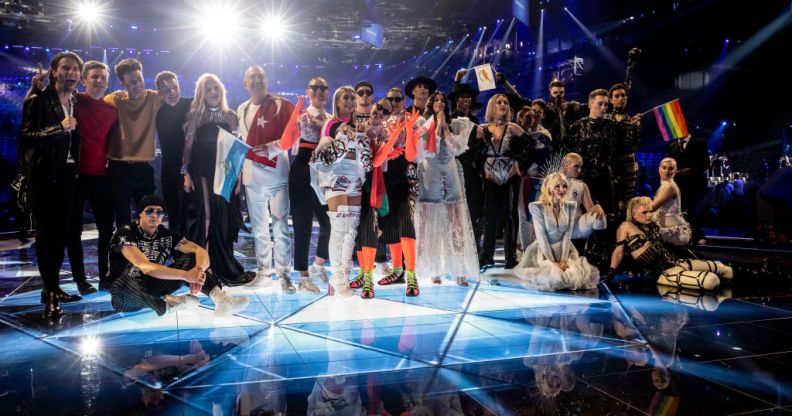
[261,14,288,42]
[75,1,101,25]
[80,335,101,356]
[197,2,241,46]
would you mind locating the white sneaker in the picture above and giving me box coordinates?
[299,276,320,293]
[309,264,329,283]
[330,276,354,297]
[245,271,274,288]
[210,288,250,317]
[164,294,199,314]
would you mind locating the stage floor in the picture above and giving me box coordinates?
[1,229,791,415]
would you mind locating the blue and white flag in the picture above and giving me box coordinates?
[214,127,250,202]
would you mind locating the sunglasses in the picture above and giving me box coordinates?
[356,89,373,97]
[375,104,391,115]
[309,85,328,92]
[386,96,404,103]
[143,208,165,218]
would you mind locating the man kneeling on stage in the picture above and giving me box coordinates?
[109,195,249,316]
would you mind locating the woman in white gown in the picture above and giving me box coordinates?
[512,172,602,291]
[652,157,692,246]
[414,91,479,285]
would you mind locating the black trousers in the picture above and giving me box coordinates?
[66,174,115,282]
[289,156,331,271]
[110,253,220,316]
[461,160,484,250]
[108,160,155,228]
[480,177,520,265]
[161,164,186,234]
[29,164,76,292]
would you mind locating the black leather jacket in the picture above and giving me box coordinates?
[19,85,80,184]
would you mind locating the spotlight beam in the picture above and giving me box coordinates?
[432,34,470,79]
[462,27,487,83]
[531,9,545,97]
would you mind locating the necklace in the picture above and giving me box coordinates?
[207,106,225,123]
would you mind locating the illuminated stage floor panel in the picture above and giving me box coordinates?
[2,232,792,414]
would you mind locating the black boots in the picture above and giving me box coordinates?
[40,287,82,304]
[42,290,62,318]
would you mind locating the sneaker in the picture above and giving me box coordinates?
[456,276,469,287]
[164,294,199,314]
[211,289,250,317]
[280,274,296,294]
[245,271,274,288]
[330,276,354,297]
[299,276,320,294]
[309,264,329,283]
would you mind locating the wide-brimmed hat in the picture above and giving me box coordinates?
[448,82,483,109]
[404,75,437,99]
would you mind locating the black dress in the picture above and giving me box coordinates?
[185,120,247,286]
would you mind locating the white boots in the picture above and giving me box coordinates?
[328,206,360,297]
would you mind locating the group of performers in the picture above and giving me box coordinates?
[18,51,733,319]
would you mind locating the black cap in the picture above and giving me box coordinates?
[404,75,437,99]
[136,194,166,214]
[354,81,374,94]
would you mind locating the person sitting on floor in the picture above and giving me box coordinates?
[608,196,732,291]
[109,194,249,316]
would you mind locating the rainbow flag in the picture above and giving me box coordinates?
[653,99,689,142]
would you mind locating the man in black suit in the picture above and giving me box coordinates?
[669,134,711,244]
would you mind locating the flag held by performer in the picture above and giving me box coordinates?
[214,128,251,202]
[279,95,305,151]
[653,99,689,142]
[474,63,497,91]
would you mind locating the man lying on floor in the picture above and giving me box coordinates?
[109,194,249,316]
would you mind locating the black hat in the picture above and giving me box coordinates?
[404,75,437,99]
[354,81,374,94]
[136,194,166,214]
[448,83,484,109]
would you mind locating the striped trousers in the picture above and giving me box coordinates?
[110,254,220,316]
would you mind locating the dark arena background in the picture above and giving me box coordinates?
[1,1,792,415]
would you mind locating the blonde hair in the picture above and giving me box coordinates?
[562,153,583,169]
[485,93,513,123]
[331,86,355,120]
[660,157,677,168]
[538,172,569,206]
[191,73,228,115]
[626,196,652,222]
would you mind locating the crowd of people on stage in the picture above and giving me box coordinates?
[17,51,733,319]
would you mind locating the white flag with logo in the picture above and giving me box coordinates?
[474,64,496,91]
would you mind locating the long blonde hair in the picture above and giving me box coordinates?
[193,73,228,112]
[184,73,229,134]
[626,196,652,222]
[538,172,569,207]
